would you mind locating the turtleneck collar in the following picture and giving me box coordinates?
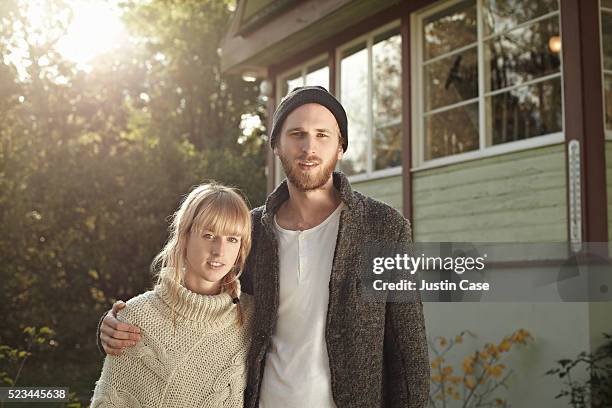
[154,274,238,325]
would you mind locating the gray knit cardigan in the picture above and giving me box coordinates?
[241,171,430,408]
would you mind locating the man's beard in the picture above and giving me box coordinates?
[279,152,337,192]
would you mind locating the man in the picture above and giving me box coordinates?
[98,86,430,407]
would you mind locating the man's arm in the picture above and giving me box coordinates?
[384,219,430,408]
[96,301,141,356]
[91,311,146,407]
[240,207,263,296]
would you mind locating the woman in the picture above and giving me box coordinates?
[91,183,254,407]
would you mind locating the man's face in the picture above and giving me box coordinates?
[275,103,343,191]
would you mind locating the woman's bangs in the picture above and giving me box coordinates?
[192,192,250,239]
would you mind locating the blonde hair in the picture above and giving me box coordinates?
[151,183,252,327]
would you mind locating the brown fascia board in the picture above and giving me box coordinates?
[220,0,396,75]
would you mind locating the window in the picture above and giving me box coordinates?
[414,0,563,166]
[602,0,612,135]
[337,23,402,178]
[278,58,329,98]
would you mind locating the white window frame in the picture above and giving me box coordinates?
[335,20,403,183]
[411,0,565,172]
[601,0,612,140]
[274,54,330,186]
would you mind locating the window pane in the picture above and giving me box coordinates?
[374,125,402,170]
[282,72,303,98]
[605,74,612,131]
[483,0,558,36]
[306,61,329,90]
[423,0,477,61]
[425,102,479,160]
[485,17,561,92]
[340,43,368,175]
[486,78,562,145]
[602,11,612,71]
[373,30,402,170]
[604,0,612,8]
[424,47,478,111]
[373,30,402,126]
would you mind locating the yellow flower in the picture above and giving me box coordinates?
[485,343,499,358]
[442,366,454,375]
[463,356,474,374]
[455,335,463,344]
[438,337,448,347]
[465,376,475,389]
[512,329,532,344]
[431,356,444,369]
[491,364,504,378]
[431,356,443,369]
[499,339,511,352]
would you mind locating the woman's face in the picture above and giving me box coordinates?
[185,228,242,288]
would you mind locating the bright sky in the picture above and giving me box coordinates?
[55,0,127,69]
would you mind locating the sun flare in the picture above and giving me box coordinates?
[55,0,126,68]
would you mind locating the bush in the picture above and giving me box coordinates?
[546,332,612,408]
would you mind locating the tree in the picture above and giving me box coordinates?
[0,0,266,402]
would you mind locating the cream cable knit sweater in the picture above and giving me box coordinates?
[91,275,253,408]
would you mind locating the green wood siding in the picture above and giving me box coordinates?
[607,141,612,242]
[413,144,567,242]
[352,174,402,213]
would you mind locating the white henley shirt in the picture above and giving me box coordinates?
[258,203,344,408]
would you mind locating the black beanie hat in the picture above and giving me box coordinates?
[270,86,348,152]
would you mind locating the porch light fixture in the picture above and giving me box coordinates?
[241,71,258,82]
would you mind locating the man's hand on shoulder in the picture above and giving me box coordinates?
[99,301,141,356]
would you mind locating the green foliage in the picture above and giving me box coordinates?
[0,326,57,387]
[0,0,266,403]
[546,332,612,408]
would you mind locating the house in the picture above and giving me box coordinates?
[220,0,612,405]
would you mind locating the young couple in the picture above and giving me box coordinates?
[91,86,430,407]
